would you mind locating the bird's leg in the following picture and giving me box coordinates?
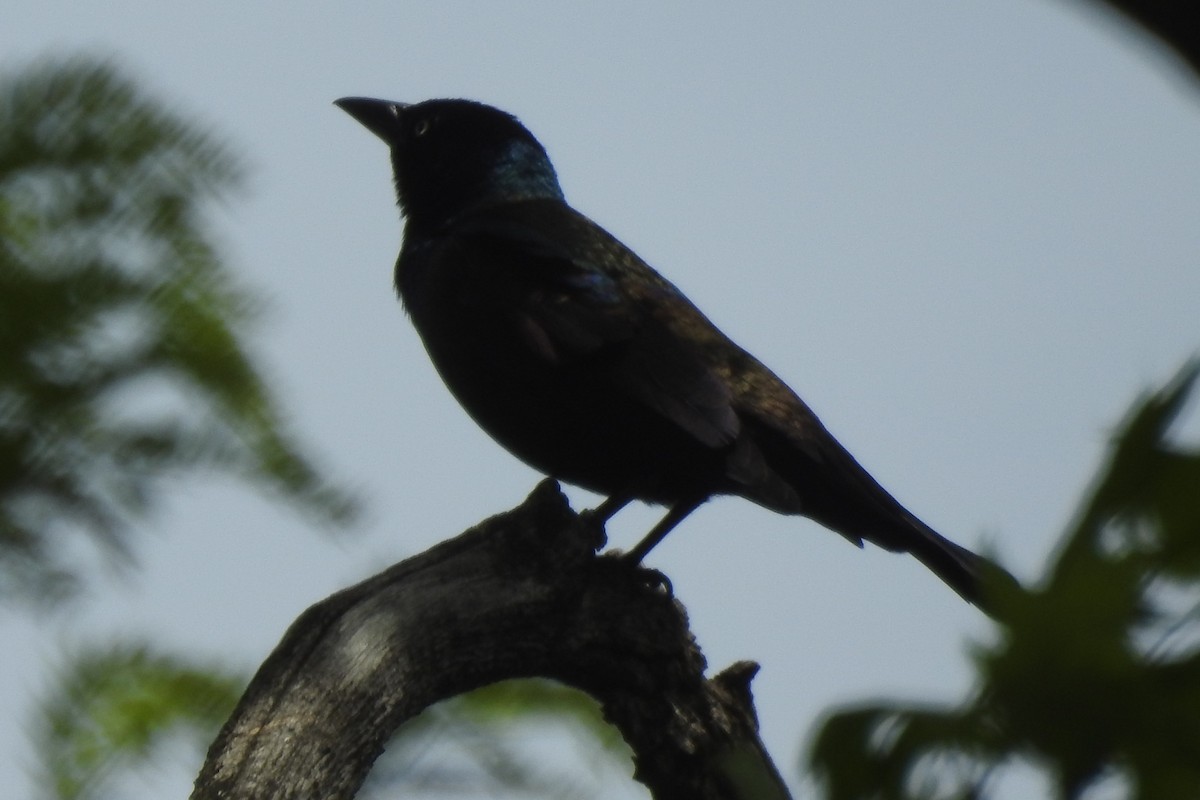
[622,496,704,564]
[586,493,633,525]
[578,494,633,550]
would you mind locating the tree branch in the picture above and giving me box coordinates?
[191,479,792,800]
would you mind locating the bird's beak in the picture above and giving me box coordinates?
[334,97,407,143]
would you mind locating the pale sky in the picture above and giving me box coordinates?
[3,2,1200,797]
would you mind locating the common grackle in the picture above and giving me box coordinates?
[337,96,995,609]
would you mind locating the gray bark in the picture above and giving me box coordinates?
[191,480,792,800]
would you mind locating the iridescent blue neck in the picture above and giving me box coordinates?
[486,138,565,203]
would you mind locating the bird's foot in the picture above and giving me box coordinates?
[617,556,673,596]
[580,493,634,551]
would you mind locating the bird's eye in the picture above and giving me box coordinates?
[412,117,432,137]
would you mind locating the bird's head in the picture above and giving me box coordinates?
[335,97,564,228]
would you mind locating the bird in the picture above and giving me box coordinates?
[336,96,996,610]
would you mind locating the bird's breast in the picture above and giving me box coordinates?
[398,248,730,502]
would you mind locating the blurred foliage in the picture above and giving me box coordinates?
[0,56,358,604]
[362,679,641,799]
[13,43,1197,800]
[32,642,243,800]
[33,650,636,800]
[8,55,629,800]
[809,361,1200,800]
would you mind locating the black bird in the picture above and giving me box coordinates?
[337,96,992,608]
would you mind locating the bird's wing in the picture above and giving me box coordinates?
[453,206,740,449]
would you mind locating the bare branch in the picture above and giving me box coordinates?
[192,480,792,800]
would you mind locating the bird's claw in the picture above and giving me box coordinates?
[624,559,673,596]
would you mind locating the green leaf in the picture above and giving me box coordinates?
[0,55,359,604]
[809,361,1200,800]
[364,679,638,798]
[31,641,244,800]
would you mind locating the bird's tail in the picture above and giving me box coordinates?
[890,512,998,612]
[746,418,1013,615]
[815,457,1014,617]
